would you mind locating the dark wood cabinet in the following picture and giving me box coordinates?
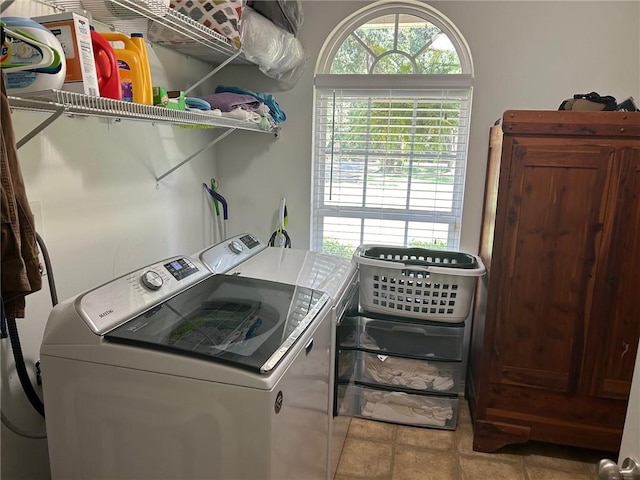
[468,110,640,453]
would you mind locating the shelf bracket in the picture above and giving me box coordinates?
[155,127,236,184]
[0,0,15,13]
[185,50,242,96]
[15,105,66,150]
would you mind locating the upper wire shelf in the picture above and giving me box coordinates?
[47,0,252,66]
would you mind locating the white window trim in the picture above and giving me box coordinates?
[311,0,474,254]
[315,74,473,90]
[315,0,474,77]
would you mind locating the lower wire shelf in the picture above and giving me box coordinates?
[9,89,279,133]
[8,89,279,182]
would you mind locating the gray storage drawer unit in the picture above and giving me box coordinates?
[358,316,465,361]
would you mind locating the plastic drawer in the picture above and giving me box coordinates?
[337,383,356,416]
[354,385,458,430]
[356,351,463,395]
[359,316,465,361]
[337,315,359,349]
[338,350,357,382]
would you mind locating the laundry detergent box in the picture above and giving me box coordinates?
[34,12,100,96]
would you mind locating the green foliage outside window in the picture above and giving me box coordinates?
[322,237,448,259]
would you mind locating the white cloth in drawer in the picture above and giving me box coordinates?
[361,391,453,427]
[364,355,454,392]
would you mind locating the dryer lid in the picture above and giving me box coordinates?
[105,275,329,373]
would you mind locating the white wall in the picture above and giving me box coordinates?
[1,2,246,478]
[215,0,640,253]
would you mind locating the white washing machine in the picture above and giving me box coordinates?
[198,234,359,479]
[40,241,336,480]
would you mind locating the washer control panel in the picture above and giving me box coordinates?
[198,233,268,274]
[77,256,209,335]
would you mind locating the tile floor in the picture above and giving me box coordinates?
[335,401,615,480]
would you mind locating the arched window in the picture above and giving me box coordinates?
[311,0,473,256]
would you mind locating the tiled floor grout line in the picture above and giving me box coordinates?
[390,425,397,480]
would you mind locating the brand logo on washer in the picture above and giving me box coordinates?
[98,309,114,318]
[275,391,283,414]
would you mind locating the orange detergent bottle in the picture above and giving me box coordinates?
[101,31,152,104]
[129,33,153,101]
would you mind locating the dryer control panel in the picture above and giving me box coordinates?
[198,233,268,274]
[76,256,210,335]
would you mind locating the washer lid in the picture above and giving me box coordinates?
[105,275,329,374]
[229,248,356,300]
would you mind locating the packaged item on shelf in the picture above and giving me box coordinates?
[153,86,185,110]
[89,28,121,100]
[246,0,303,36]
[163,0,242,49]
[239,6,306,85]
[2,17,67,94]
[35,12,100,96]
[101,32,152,104]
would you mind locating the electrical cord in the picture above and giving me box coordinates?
[5,317,45,417]
[0,300,45,437]
[268,229,291,248]
[37,232,58,307]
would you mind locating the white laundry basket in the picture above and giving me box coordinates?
[353,245,486,323]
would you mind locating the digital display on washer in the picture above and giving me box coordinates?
[240,234,260,249]
[106,275,328,373]
[164,258,198,281]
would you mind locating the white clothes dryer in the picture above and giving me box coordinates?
[197,234,359,479]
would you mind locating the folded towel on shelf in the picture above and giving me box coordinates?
[215,85,286,123]
[185,97,211,110]
[186,108,222,116]
[199,92,262,112]
[225,107,262,123]
[218,109,275,132]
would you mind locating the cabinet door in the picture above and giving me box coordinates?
[584,145,640,399]
[490,138,613,393]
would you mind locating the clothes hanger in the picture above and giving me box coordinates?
[0,22,58,73]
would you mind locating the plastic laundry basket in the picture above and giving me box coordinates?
[353,245,486,323]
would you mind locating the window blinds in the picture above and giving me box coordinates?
[312,87,471,255]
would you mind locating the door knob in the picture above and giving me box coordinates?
[598,458,640,480]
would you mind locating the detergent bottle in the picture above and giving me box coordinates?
[101,31,151,104]
[89,27,122,100]
[129,33,152,101]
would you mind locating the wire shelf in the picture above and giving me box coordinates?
[47,0,251,66]
[10,89,277,133]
